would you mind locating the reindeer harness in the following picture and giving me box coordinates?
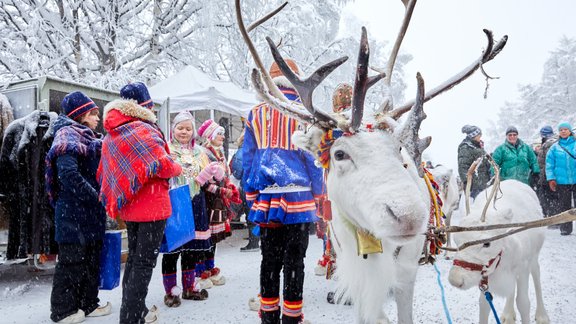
[453,250,503,291]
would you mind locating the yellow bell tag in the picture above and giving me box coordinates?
[356,228,383,256]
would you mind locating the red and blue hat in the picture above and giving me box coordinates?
[61,91,98,121]
[120,82,154,109]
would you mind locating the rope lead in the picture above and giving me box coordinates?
[433,263,452,324]
[484,291,501,324]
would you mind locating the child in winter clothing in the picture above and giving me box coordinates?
[46,91,111,323]
[97,82,182,324]
[197,119,241,286]
[242,59,325,324]
[161,111,224,306]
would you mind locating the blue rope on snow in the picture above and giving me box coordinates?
[433,263,453,324]
[484,291,501,324]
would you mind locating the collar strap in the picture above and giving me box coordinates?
[453,250,503,272]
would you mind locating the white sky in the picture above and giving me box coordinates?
[343,0,576,170]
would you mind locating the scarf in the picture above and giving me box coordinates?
[98,120,173,217]
[45,118,102,206]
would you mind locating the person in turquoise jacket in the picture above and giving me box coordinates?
[545,122,576,235]
[492,126,540,184]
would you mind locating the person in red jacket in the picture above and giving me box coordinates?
[97,82,182,324]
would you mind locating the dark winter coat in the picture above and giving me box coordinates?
[457,138,491,194]
[0,110,58,259]
[538,136,558,185]
[46,115,106,244]
[492,138,540,184]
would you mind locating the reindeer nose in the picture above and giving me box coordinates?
[448,269,464,288]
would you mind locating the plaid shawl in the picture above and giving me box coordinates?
[45,116,102,206]
[98,119,173,218]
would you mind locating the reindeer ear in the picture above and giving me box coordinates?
[292,127,324,155]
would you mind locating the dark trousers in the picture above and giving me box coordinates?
[557,184,576,234]
[537,184,560,217]
[120,220,166,324]
[162,250,203,291]
[260,223,310,323]
[50,241,102,322]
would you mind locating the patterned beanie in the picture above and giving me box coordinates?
[461,125,481,139]
[61,91,98,121]
[120,82,154,109]
[269,59,300,79]
[171,111,196,147]
[197,119,224,141]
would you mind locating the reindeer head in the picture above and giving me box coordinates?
[236,0,507,244]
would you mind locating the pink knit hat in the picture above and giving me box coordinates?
[198,119,224,141]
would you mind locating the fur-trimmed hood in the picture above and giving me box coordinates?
[103,99,157,132]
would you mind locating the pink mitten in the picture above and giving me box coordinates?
[210,163,225,181]
[196,167,213,186]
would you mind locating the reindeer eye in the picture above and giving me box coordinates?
[482,242,491,248]
[334,150,350,161]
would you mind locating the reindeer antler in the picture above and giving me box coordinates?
[235,0,289,103]
[266,37,345,129]
[350,27,386,131]
[395,72,430,177]
[388,29,508,119]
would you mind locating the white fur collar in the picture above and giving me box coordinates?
[103,99,157,123]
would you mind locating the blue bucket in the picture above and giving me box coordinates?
[99,230,122,290]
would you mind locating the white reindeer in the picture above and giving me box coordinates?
[236,0,507,323]
[448,180,550,324]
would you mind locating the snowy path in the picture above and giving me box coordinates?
[1,228,575,323]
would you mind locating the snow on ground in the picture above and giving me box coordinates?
[1,227,575,323]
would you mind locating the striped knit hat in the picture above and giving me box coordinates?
[120,82,154,109]
[198,119,224,141]
[61,91,98,121]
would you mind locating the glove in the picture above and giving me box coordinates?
[220,187,233,199]
[196,162,224,185]
[549,180,557,192]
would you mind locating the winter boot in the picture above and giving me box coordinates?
[241,227,260,252]
[144,312,157,324]
[282,314,309,324]
[182,288,209,300]
[208,267,226,286]
[86,302,112,317]
[57,310,85,323]
[163,286,182,307]
[248,296,261,311]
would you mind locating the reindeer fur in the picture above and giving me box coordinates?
[294,130,429,324]
[448,180,549,324]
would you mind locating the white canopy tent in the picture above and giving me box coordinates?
[150,65,257,118]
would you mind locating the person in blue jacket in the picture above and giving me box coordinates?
[545,121,576,235]
[242,59,324,324]
[45,91,111,323]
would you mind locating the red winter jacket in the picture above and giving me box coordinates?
[99,99,182,222]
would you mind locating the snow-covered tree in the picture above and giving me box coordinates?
[0,0,407,109]
[487,37,576,147]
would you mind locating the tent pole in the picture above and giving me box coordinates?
[165,97,171,135]
[210,109,215,120]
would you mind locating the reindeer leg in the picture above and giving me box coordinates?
[500,290,516,323]
[531,261,550,324]
[515,271,531,324]
[478,293,490,324]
